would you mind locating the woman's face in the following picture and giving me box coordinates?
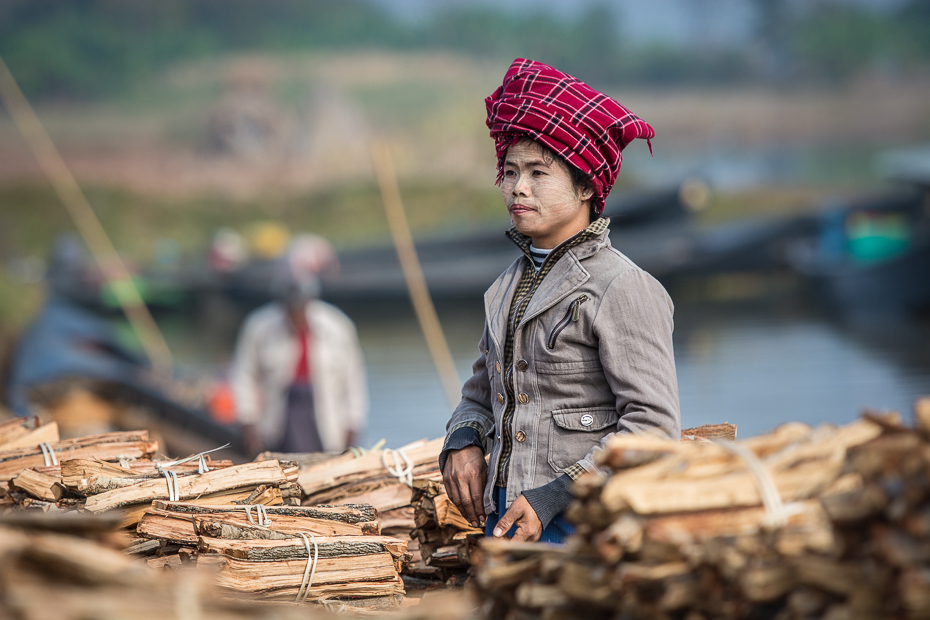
[501,140,592,249]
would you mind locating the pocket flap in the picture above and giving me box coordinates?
[551,407,618,432]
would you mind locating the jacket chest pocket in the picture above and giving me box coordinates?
[546,406,618,472]
[546,295,588,349]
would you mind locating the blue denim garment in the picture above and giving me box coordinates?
[484,486,574,544]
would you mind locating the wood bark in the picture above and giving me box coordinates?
[199,535,407,561]
[84,460,289,513]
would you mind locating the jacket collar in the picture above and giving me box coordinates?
[505,217,611,268]
[484,219,612,351]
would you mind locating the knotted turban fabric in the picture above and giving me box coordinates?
[486,58,655,214]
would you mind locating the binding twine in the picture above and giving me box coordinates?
[295,532,319,603]
[381,448,414,487]
[711,438,788,528]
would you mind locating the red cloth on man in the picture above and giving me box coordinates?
[485,58,655,214]
[293,328,312,382]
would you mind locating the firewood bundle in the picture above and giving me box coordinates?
[473,406,930,619]
[1,421,302,531]
[408,478,482,584]
[1,425,164,514]
[298,438,444,538]
[0,508,425,619]
[131,499,410,608]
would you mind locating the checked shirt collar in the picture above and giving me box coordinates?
[495,217,609,485]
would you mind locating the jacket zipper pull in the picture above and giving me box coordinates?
[571,295,588,322]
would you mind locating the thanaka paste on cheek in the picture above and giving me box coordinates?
[502,141,591,248]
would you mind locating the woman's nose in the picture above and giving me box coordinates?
[512,173,529,196]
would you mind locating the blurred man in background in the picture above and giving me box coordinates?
[231,235,367,456]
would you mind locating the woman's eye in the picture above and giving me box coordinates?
[532,170,546,176]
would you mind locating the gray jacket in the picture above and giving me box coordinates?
[447,226,680,514]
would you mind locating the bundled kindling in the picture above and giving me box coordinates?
[0,428,156,482]
[0,509,424,619]
[408,478,482,583]
[133,492,409,607]
[473,406,930,619]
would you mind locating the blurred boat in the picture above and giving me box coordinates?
[322,181,813,301]
[3,295,244,457]
[788,186,930,315]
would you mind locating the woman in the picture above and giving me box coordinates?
[440,59,680,544]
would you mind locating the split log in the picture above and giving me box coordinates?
[298,437,443,496]
[10,468,66,502]
[0,416,43,448]
[111,485,284,528]
[680,422,737,441]
[154,500,378,523]
[206,552,405,601]
[84,460,290,513]
[137,503,380,544]
[60,457,235,490]
[199,535,407,561]
[0,421,60,452]
[0,431,157,482]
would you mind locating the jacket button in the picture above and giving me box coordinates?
[518,393,529,404]
[515,430,526,442]
[495,361,501,373]
[497,393,504,404]
[580,414,594,427]
[516,359,528,371]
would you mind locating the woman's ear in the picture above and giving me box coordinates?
[580,187,595,201]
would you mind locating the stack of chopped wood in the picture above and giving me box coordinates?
[1,421,302,530]
[131,499,410,607]
[298,438,444,538]
[472,407,930,619]
[0,508,450,619]
[408,478,482,584]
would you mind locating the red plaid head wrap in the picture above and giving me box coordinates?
[486,58,655,214]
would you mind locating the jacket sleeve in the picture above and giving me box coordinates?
[577,268,681,473]
[230,313,264,426]
[440,323,496,470]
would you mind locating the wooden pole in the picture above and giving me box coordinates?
[371,141,461,410]
[0,55,173,376]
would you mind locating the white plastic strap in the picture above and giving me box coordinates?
[381,448,414,487]
[322,600,347,613]
[712,439,788,528]
[295,532,319,603]
[39,442,58,466]
[159,468,180,502]
[245,504,271,527]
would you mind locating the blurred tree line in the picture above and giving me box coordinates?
[1,0,929,102]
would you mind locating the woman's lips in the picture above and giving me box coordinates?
[509,204,535,215]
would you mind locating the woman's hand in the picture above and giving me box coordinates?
[492,494,543,542]
[442,445,487,528]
